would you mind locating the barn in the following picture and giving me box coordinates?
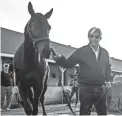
[1,27,77,105]
[1,27,78,86]
[1,27,122,109]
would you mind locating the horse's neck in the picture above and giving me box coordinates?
[24,39,39,69]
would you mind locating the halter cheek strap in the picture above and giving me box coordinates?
[26,20,50,50]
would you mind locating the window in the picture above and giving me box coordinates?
[69,74,74,78]
[51,73,56,78]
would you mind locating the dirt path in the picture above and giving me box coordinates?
[1,103,122,115]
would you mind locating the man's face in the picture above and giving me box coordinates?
[89,32,101,46]
[3,63,9,73]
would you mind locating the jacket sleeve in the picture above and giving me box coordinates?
[106,57,113,82]
[56,49,80,68]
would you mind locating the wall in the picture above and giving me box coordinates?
[111,57,122,72]
[11,86,76,106]
[48,63,76,86]
[11,86,63,105]
[1,28,24,55]
[48,63,60,86]
[64,68,76,86]
[109,83,122,111]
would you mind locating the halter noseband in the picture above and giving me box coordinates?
[26,20,50,47]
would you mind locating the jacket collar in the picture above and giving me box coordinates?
[87,44,102,60]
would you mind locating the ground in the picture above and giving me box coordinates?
[1,103,122,115]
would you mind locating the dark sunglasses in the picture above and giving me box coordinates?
[90,35,101,39]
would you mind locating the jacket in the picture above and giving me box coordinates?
[1,71,14,86]
[56,45,113,86]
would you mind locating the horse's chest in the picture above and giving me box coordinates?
[25,68,47,84]
[26,60,48,82]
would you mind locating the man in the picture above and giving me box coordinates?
[52,27,113,115]
[1,63,14,111]
[68,74,79,107]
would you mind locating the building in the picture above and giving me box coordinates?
[0,27,77,105]
[1,27,78,86]
[110,57,122,83]
[111,57,122,75]
[1,27,122,82]
[1,27,122,106]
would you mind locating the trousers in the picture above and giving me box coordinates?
[79,85,107,115]
[1,86,13,109]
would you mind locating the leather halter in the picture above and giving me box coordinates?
[26,20,50,50]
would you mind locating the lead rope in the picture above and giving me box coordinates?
[85,82,122,114]
[50,48,75,115]
[61,84,76,115]
[83,86,110,114]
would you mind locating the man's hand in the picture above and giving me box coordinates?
[104,81,112,89]
[50,47,62,61]
[52,53,62,61]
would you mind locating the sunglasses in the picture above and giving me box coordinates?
[90,35,101,39]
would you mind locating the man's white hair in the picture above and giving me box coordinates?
[88,27,102,38]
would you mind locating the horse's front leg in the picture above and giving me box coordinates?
[33,83,43,115]
[40,83,47,115]
[28,87,34,107]
[40,70,50,115]
[18,82,33,115]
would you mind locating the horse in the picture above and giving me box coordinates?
[13,2,53,115]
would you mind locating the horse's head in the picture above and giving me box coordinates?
[25,2,53,59]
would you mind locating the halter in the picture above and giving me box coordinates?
[26,20,50,50]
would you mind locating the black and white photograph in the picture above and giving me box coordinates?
[0,0,122,115]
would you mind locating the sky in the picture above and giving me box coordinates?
[0,0,122,60]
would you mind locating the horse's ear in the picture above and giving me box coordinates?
[28,2,35,16]
[45,8,53,19]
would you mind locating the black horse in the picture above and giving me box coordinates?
[13,2,53,115]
